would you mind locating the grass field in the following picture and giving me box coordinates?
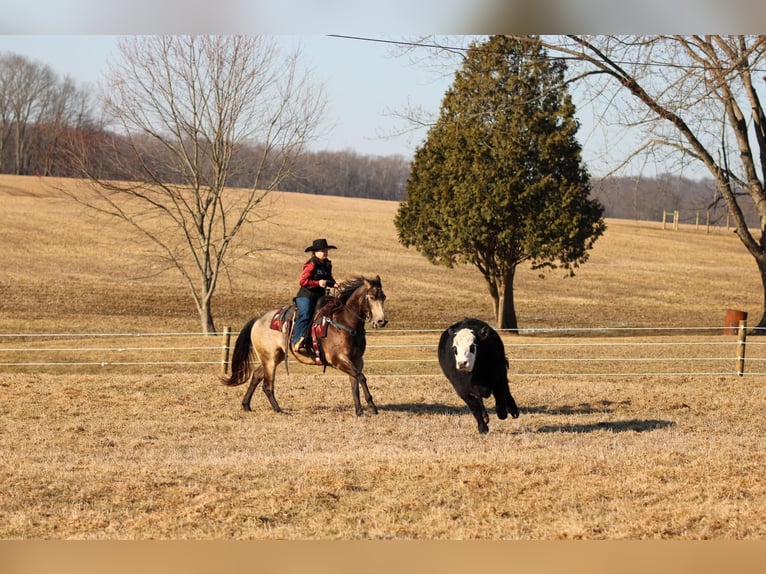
[1,174,765,539]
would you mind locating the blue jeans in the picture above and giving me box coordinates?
[292,296,315,346]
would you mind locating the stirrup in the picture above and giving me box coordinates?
[293,337,312,357]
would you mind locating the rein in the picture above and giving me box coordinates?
[328,287,373,336]
[328,319,358,336]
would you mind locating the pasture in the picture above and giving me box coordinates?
[1,174,765,539]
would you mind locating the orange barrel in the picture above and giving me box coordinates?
[724,309,748,335]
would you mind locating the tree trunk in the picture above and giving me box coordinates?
[200,297,216,335]
[497,267,519,332]
[487,280,500,325]
[755,255,766,334]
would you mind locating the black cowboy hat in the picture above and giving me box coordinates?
[304,238,337,252]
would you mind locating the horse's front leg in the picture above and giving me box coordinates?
[354,357,378,415]
[336,356,376,416]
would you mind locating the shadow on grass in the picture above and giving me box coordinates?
[523,400,631,415]
[382,400,637,419]
[382,402,468,416]
[381,400,674,434]
[537,419,675,434]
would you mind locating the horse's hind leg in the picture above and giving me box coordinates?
[261,360,283,413]
[241,365,264,411]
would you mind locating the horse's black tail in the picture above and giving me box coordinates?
[220,317,257,387]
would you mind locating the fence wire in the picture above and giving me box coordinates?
[1,325,764,377]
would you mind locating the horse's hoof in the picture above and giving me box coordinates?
[242,404,252,412]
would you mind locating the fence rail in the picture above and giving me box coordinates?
[1,321,765,378]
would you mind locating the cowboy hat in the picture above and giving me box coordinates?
[304,238,337,252]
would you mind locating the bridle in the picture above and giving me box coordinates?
[329,283,385,335]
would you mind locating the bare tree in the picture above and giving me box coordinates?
[29,76,95,175]
[67,35,326,334]
[0,53,58,174]
[507,35,766,330]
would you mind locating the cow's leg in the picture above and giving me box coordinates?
[494,385,509,420]
[496,396,508,420]
[461,393,489,434]
[507,387,520,419]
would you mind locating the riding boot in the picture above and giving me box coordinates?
[294,336,313,357]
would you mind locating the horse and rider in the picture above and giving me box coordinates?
[221,238,388,416]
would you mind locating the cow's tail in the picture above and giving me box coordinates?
[220,317,257,387]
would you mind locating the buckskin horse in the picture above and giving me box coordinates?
[221,275,388,416]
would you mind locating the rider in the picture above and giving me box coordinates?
[292,238,337,353]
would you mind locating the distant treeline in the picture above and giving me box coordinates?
[0,51,410,201]
[3,109,752,223]
[592,174,760,228]
[0,118,410,201]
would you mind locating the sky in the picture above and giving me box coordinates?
[5,31,765,180]
[2,2,766,179]
[0,33,649,178]
[0,35,451,158]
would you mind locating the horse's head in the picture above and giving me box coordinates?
[364,275,388,329]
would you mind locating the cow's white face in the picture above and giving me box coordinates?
[452,328,477,372]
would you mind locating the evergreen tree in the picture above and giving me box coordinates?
[395,35,606,330]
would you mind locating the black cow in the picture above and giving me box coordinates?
[437,317,520,434]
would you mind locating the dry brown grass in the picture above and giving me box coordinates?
[1,174,766,539]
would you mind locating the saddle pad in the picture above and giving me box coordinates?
[311,316,330,340]
[270,305,294,332]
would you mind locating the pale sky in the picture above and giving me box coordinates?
[14,32,766,180]
[0,35,452,159]
[0,3,763,180]
[0,34,650,177]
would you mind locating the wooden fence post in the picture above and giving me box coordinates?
[662,210,667,229]
[736,319,747,376]
[221,326,232,375]
[674,210,679,230]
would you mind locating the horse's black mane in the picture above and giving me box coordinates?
[337,276,379,303]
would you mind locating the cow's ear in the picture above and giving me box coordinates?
[478,326,493,341]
